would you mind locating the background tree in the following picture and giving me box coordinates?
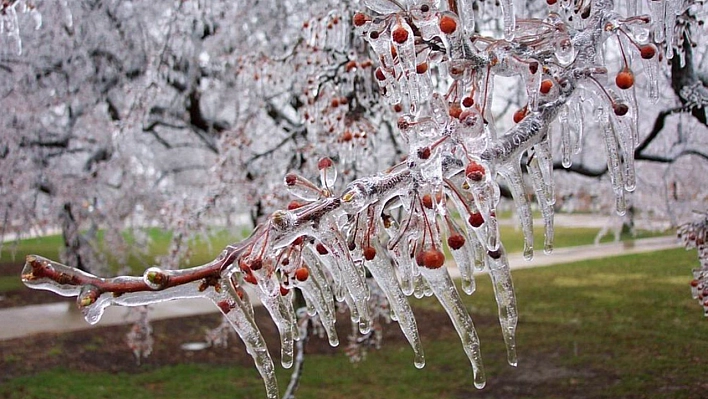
[6,0,708,398]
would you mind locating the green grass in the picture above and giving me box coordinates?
[1,248,702,398]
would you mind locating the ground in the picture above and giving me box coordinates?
[0,260,601,399]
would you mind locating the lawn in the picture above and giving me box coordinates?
[0,247,702,399]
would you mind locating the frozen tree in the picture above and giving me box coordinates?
[11,0,708,398]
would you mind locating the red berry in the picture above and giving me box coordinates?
[615,68,634,90]
[330,98,340,108]
[363,246,377,261]
[287,200,302,210]
[528,61,539,75]
[448,104,462,118]
[513,107,527,123]
[393,103,403,113]
[448,234,466,250]
[244,273,257,285]
[613,102,629,116]
[285,173,297,186]
[422,194,434,209]
[341,130,353,142]
[469,212,484,227]
[487,249,502,259]
[292,236,305,246]
[315,242,329,255]
[462,97,474,107]
[546,0,558,4]
[417,147,431,160]
[375,68,386,81]
[416,62,428,74]
[353,13,368,27]
[249,258,262,271]
[392,26,409,43]
[421,248,446,269]
[439,15,457,34]
[691,279,700,288]
[295,267,309,282]
[640,44,657,60]
[318,157,333,170]
[280,286,290,296]
[540,79,553,94]
[465,161,485,182]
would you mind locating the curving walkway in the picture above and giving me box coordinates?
[0,235,680,341]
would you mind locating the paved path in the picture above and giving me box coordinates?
[0,235,681,341]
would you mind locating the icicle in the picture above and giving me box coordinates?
[320,220,371,334]
[527,156,554,254]
[446,216,477,295]
[363,0,403,14]
[211,281,279,399]
[499,0,516,41]
[485,246,518,367]
[457,0,477,35]
[559,104,573,167]
[598,107,627,215]
[418,266,486,388]
[254,284,297,368]
[664,0,677,59]
[649,0,665,43]
[640,47,661,102]
[299,250,340,347]
[318,157,337,192]
[367,240,426,368]
[284,174,322,202]
[500,163,534,260]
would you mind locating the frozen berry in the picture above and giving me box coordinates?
[448,234,466,250]
[540,79,553,94]
[439,15,457,34]
[422,194,434,209]
[615,68,634,90]
[469,212,484,227]
[316,242,329,255]
[462,96,474,107]
[392,26,409,43]
[416,62,428,74]
[640,44,657,60]
[363,246,377,261]
[613,102,629,116]
[295,267,309,282]
[513,107,527,123]
[318,157,333,170]
[465,161,485,182]
[353,13,368,27]
[421,248,446,269]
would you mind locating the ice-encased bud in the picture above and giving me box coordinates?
[144,267,169,290]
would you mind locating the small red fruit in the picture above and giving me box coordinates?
[448,104,462,118]
[392,26,409,43]
[393,103,403,113]
[448,234,466,250]
[318,157,333,170]
[316,242,329,255]
[469,212,484,227]
[540,79,553,94]
[691,279,700,287]
[462,96,474,107]
[287,200,302,210]
[417,147,431,160]
[615,68,634,90]
[465,161,485,182]
[249,258,263,271]
[513,107,527,123]
[422,194,434,209]
[640,44,657,60]
[613,102,629,116]
[416,62,428,74]
[375,68,386,81]
[280,286,290,296]
[363,246,377,261]
[439,15,457,34]
[285,173,297,186]
[295,267,309,282]
[353,13,368,27]
[421,248,446,269]
[244,273,257,285]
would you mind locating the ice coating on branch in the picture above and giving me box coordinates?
[485,246,518,367]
